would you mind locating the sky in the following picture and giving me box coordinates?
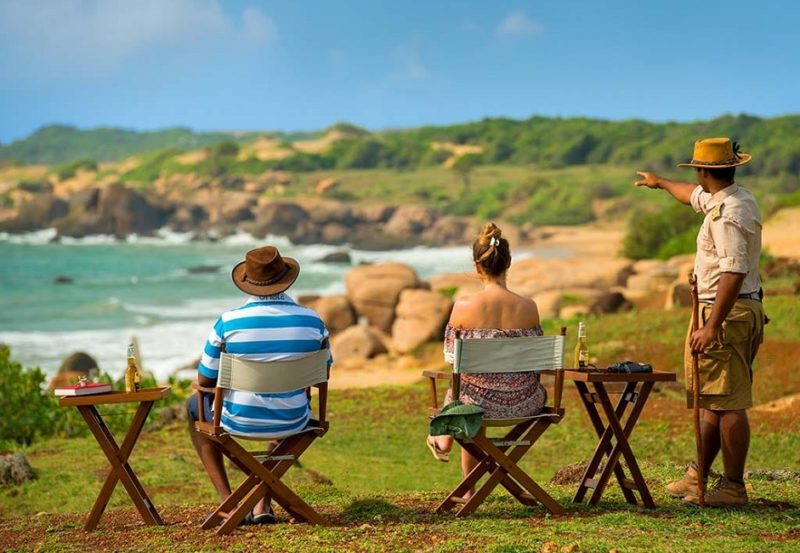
[1,0,799,143]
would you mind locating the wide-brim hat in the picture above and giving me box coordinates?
[231,246,300,296]
[677,137,752,169]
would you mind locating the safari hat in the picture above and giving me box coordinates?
[231,246,300,296]
[429,400,485,439]
[677,137,752,169]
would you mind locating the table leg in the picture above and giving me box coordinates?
[573,381,639,505]
[78,402,163,530]
[589,382,655,508]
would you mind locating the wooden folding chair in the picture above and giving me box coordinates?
[424,327,567,517]
[194,348,330,534]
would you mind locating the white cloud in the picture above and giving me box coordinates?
[389,43,430,83]
[496,10,542,37]
[0,0,276,69]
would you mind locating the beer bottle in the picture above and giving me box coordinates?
[125,343,140,392]
[573,322,589,368]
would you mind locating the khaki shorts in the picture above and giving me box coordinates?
[684,299,765,411]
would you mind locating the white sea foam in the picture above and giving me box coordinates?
[60,234,118,245]
[1,320,213,381]
[0,228,58,244]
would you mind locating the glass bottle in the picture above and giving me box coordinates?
[125,343,140,392]
[573,322,589,368]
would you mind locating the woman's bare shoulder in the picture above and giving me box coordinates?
[449,293,484,326]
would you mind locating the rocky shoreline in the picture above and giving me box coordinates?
[0,180,531,250]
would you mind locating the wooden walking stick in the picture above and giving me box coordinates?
[689,274,706,506]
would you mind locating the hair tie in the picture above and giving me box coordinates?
[489,237,499,247]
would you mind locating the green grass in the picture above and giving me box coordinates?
[2,294,799,552]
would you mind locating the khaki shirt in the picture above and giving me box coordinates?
[691,183,762,299]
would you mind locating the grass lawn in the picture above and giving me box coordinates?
[2,297,799,552]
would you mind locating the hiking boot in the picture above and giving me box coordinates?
[684,476,748,507]
[666,463,705,498]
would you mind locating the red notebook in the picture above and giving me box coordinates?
[54,382,112,397]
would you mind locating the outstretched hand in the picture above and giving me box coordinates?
[634,171,661,189]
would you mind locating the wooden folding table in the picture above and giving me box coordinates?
[59,387,171,531]
[563,370,675,509]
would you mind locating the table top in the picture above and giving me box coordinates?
[561,369,676,383]
[59,386,171,407]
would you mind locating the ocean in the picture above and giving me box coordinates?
[0,228,571,381]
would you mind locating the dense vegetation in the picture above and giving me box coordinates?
[0,125,265,165]
[3,114,800,177]
[0,345,192,450]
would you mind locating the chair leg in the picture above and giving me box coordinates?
[224,437,328,528]
[456,421,564,517]
[204,432,326,533]
[435,445,492,513]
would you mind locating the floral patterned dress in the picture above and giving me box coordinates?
[443,323,548,419]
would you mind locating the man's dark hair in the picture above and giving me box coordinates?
[706,166,736,183]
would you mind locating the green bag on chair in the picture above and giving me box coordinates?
[429,400,485,440]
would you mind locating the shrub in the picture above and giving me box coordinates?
[623,203,703,260]
[53,159,97,180]
[0,345,60,447]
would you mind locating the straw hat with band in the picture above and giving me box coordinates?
[231,246,300,296]
[677,137,752,169]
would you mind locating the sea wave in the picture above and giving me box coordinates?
[0,228,58,244]
[2,320,212,381]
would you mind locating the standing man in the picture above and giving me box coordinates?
[635,137,766,507]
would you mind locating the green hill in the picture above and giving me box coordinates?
[0,125,266,165]
[3,114,799,177]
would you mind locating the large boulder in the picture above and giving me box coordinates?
[59,351,99,374]
[49,351,100,389]
[626,264,679,293]
[355,204,396,224]
[307,295,356,334]
[0,453,36,487]
[391,289,453,353]
[306,201,356,226]
[331,325,388,362]
[249,201,310,239]
[665,281,693,310]
[0,194,69,232]
[420,216,472,246]
[345,263,419,332]
[53,184,169,237]
[383,205,436,239]
[508,257,633,297]
[428,273,482,299]
[590,291,632,314]
[96,183,169,236]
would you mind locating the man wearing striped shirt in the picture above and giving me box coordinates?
[187,246,331,524]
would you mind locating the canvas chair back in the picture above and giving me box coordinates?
[453,335,565,375]
[218,349,329,394]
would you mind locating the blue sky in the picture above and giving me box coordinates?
[1,0,798,143]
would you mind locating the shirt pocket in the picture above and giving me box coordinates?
[696,225,716,280]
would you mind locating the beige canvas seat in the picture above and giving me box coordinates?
[424,328,567,517]
[194,348,330,534]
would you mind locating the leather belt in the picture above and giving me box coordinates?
[698,289,762,304]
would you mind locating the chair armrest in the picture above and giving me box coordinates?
[422,370,452,411]
[422,370,452,381]
[192,381,217,394]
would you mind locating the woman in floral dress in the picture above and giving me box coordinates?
[427,222,547,496]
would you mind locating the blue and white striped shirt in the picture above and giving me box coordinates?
[198,293,331,438]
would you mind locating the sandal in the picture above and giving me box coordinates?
[252,510,277,525]
[427,436,449,462]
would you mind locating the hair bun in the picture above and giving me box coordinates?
[479,222,502,244]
